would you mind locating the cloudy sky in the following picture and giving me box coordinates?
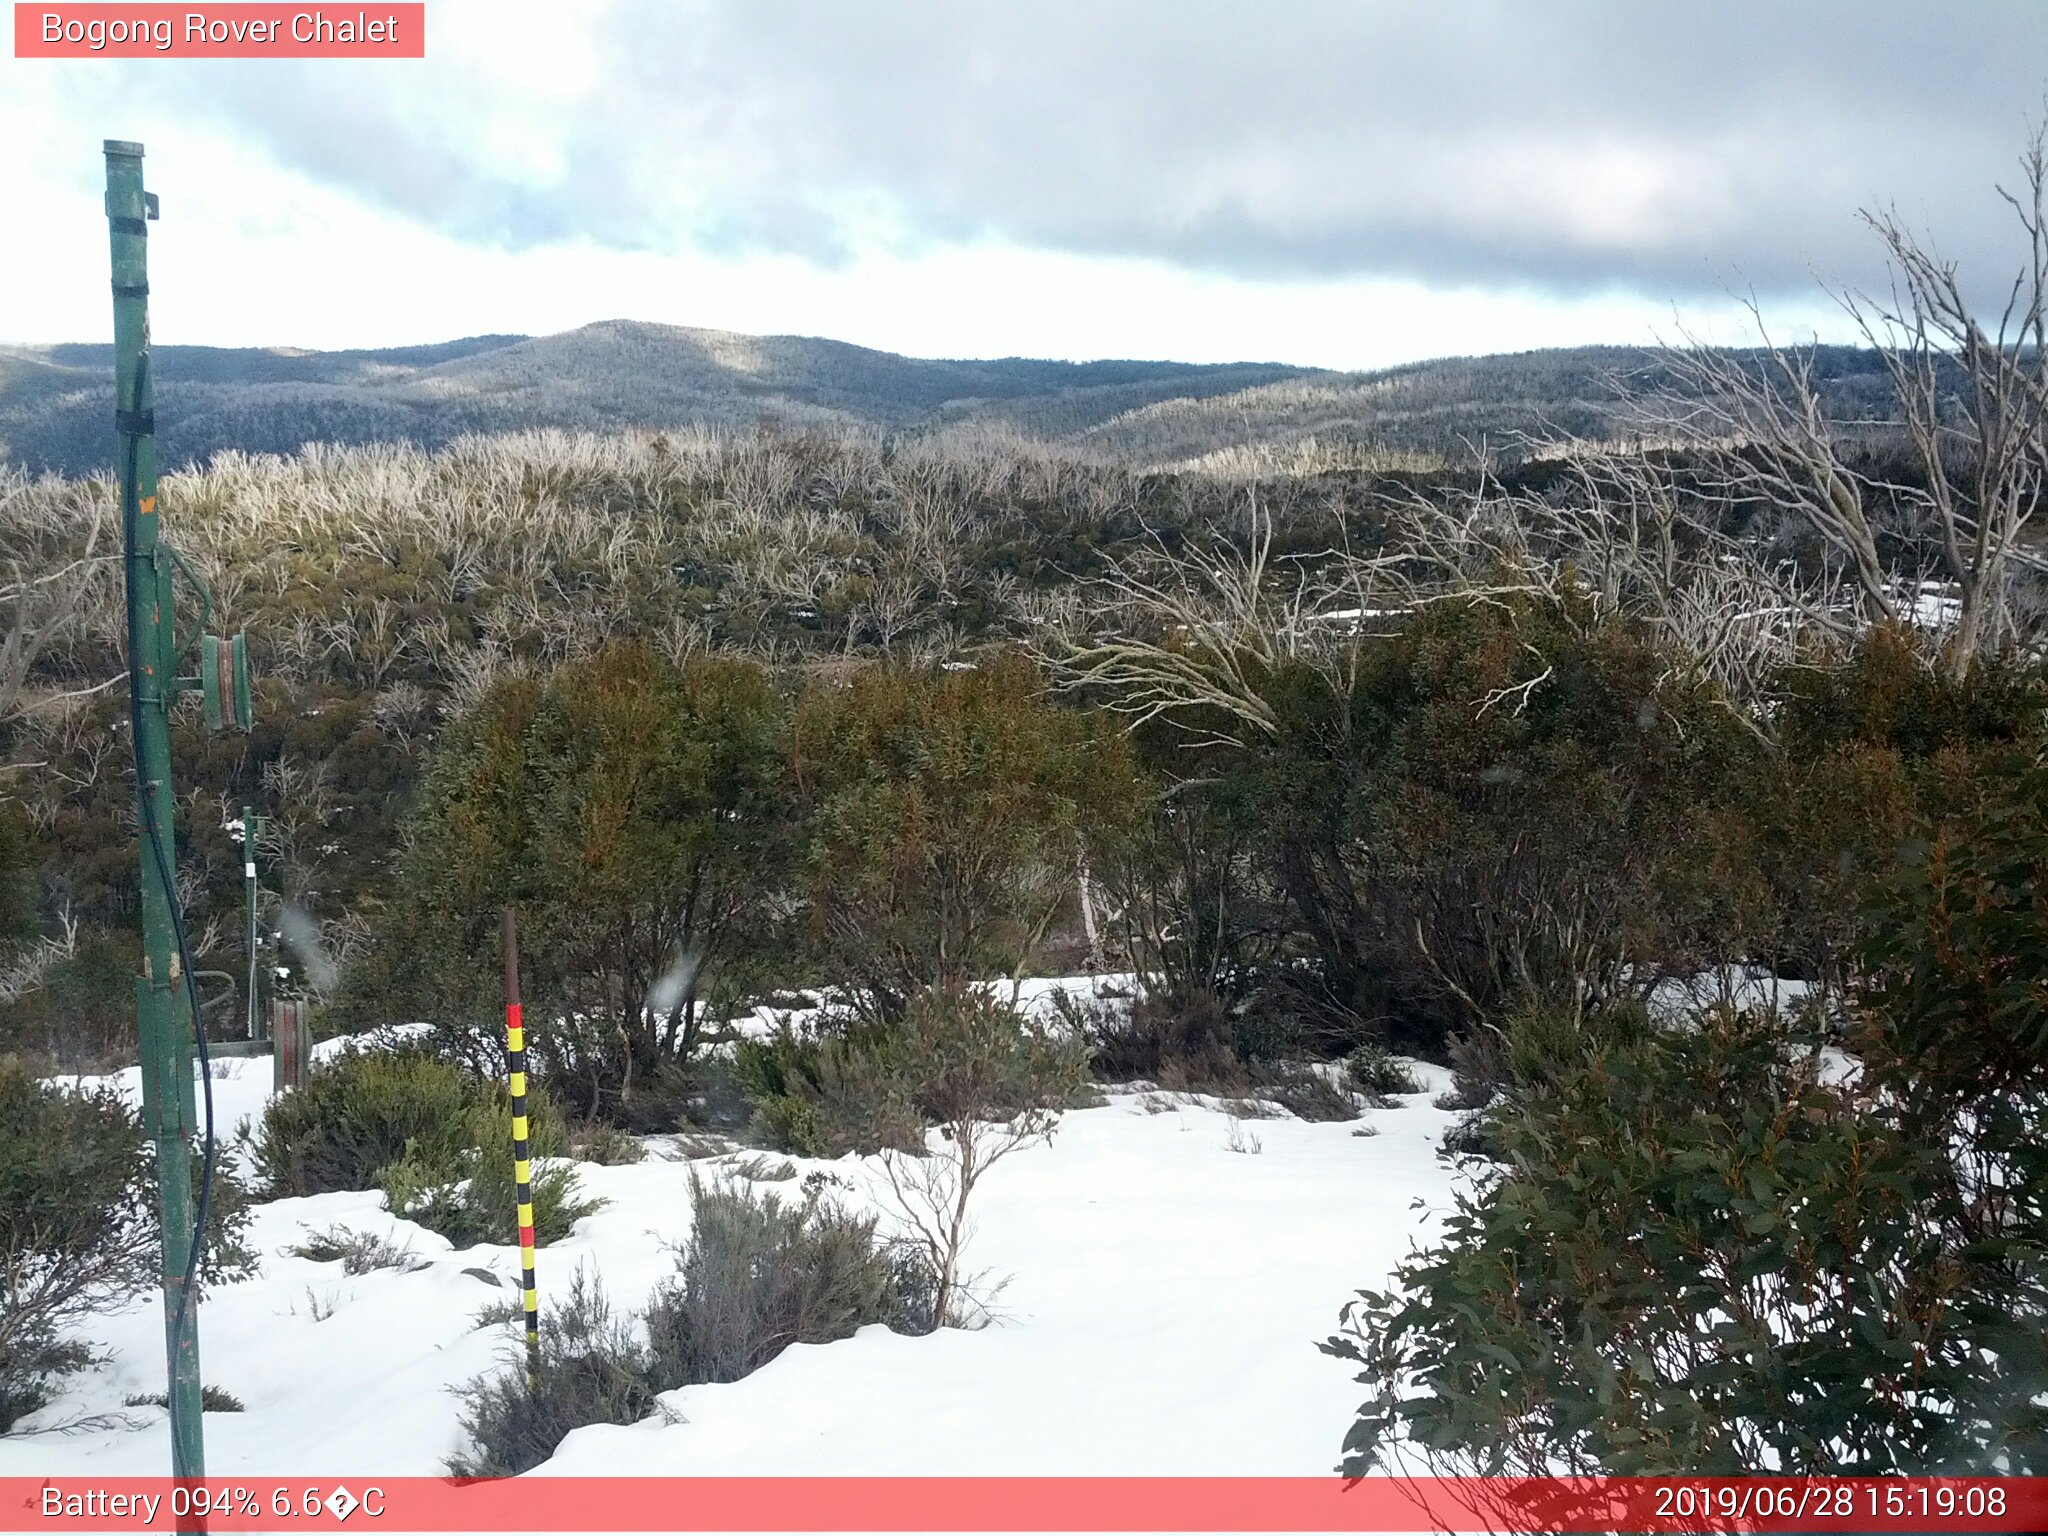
[3,0,2044,367]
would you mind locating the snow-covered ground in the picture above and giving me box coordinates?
[4,1024,1463,1479]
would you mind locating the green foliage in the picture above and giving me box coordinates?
[1331,763,2048,1478]
[1342,1043,1421,1102]
[0,803,31,945]
[1326,1008,2034,1475]
[381,1099,598,1250]
[1853,756,2048,1099]
[1142,595,1771,1057]
[254,1042,598,1247]
[737,989,1090,1157]
[644,1175,934,1386]
[791,658,1146,1017]
[1754,628,2048,990]
[255,1046,483,1198]
[0,930,139,1071]
[1091,755,1285,1010]
[889,986,1091,1130]
[1,1336,93,1435]
[10,423,2045,1096]
[1775,626,2047,761]
[0,1062,149,1432]
[330,644,793,1127]
[732,1016,922,1156]
[181,1146,258,1286]
[0,1060,253,1433]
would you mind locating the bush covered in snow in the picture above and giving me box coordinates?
[451,1178,930,1475]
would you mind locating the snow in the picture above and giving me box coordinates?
[1645,966,1814,1022]
[4,1039,1462,1480]
[725,972,1137,1042]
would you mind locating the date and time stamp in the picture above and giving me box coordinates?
[7,1476,2040,1532]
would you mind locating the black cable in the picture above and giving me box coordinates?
[120,361,216,1367]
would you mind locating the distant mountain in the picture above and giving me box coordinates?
[0,320,1903,478]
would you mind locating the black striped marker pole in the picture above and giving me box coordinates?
[502,907,540,1389]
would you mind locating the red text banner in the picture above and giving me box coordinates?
[1,1477,2044,1533]
[14,5,425,58]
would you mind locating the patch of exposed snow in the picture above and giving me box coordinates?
[7,1046,1462,1477]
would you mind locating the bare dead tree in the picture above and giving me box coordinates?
[0,488,112,730]
[1044,488,1349,750]
[875,1087,1060,1329]
[1649,123,2048,677]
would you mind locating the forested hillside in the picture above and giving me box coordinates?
[0,322,1307,477]
[0,322,1909,480]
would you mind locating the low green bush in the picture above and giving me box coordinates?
[254,1046,482,1198]
[256,1043,598,1248]
[737,991,1088,1157]
[1343,1044,1421,1102]
[379,1100,598,1250]
[1,1062,252,1433]
[4,1065,148,1434]
[1434,1006,1658,1156]
[732,1015,922,1157]
[1328,986,2048,1475]
[1,1337,94,1435]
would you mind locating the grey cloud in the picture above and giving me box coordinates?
[114,0,2048,306]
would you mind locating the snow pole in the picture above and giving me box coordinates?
[503,906,541,1387]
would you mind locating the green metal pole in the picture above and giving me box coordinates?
[243,805,258,1041]
[106,138,207,1490]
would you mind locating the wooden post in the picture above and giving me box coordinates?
[271,998,310,1093]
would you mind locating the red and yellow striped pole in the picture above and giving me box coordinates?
[502,906,540,1388]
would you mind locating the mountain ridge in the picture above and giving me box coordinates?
[0,319,1899,478]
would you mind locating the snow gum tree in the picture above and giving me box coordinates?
[330,643,794,1125]
[789,656,1147,1021]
